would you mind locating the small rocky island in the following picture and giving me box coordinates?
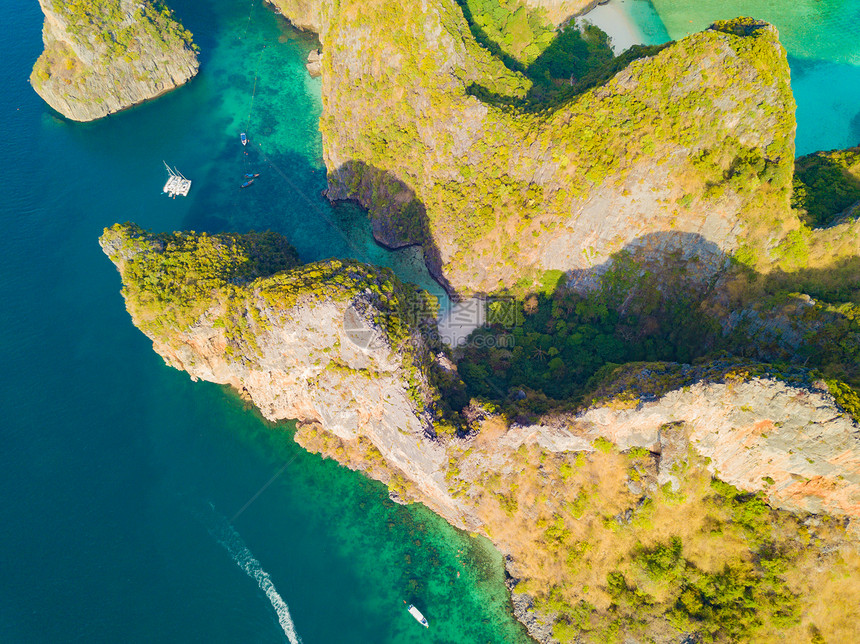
[30,0,198,121]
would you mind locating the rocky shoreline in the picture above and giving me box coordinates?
[30,0,198,121]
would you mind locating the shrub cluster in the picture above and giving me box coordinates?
[792,146,860,228]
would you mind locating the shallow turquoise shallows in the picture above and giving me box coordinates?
[0,0,527,642]
[620,0,860,155]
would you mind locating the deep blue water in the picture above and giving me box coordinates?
[0,0,525,642]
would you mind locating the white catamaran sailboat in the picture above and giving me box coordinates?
[162,162,191,198]
[406,603,429,628]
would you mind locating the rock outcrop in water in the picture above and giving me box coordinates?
[99,223,462,513]
[266,0,323,33]
[30,0,198,121]
[103,223,860,644]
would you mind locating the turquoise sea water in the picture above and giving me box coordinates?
[614,0,860,155]
[0,0,526,642]
[3,0,859,642]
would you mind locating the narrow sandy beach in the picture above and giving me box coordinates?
[579,0,652,54]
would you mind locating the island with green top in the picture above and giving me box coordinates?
[30,0,198,121]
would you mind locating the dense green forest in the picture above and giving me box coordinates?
[455,267,860,420]
[792,146,860,228]
[52,0,195,57]
[458,286,714,406]
[456,0,618,103]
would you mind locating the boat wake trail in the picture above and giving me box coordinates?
[207,508,302,644]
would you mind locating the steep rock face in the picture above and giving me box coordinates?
[99,223,462,517]
[508,376,860,518]
[101,225,860,524]
[30,0,198,121]
[278,1,796,294]
[103,225,860,643]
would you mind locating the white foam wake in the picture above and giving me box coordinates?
[209,512,302,644]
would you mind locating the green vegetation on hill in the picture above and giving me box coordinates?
[100,223,437,360]
[97,6,860,642]
[826,378,860,423]
[559,480,800,642]
[792,145,860,228]
[52,0,195,57]
[458,281,860,419]
[31,0,198,118]
[455,0,616,101]
[322,8,797,293]
[459,280,714,408]
[452,438,858,644]
[102,223,300,336]
[528,23,613,82]
[455,0,556,67]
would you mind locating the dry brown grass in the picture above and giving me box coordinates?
[445,438,860,642]
[294,420,860,642]
[473,415,508,447]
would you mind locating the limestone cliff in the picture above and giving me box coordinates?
[270,1,799,295]
[30,0,198,122]
[103,225,860,644]
[99,223,467,516]
[266,0,324,33]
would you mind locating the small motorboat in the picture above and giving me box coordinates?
[240,178,255,188]
[406,603,428,628]
[244,172,260,179]
[240,132,248,146]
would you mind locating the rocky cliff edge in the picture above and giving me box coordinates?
[30,0,198,121]
[101,225,860,523]
[268,2,800,295]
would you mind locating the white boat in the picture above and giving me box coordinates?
[407,604,429,628]
[162,161,191,198]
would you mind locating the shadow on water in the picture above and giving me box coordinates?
[327,160,455,296]
[181,145,452,306]
[153,0,454,305]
